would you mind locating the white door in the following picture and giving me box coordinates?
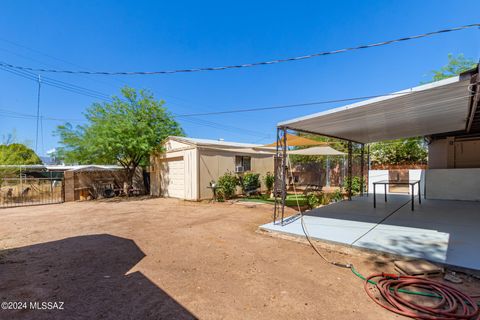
[161,157,185,198]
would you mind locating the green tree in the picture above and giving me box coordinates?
[0,143,42,185]
[0,143,42,165]
[428,53,477,82]
[370,138,427,165]
[56,86,184,187]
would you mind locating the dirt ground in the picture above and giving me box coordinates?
[0,198,479,319]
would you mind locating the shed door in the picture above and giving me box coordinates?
[162,157,185,199]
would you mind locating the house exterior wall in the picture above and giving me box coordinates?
[426,168,480,201]
[198,148,274,200]
[426,137,480,201]
[454,139,480,168]
[428,139,448,169]
[428,137,480,169]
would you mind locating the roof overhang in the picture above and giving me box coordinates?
[278,69,478,144]
[168,136,261,149]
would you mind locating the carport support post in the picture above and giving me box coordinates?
[326,156,330,188]
[273,127,287,224]
[273,128,280,224]
[280,127,287,224]
[367,144,370,195]
[360,144,364,196]
[347,141,352,200]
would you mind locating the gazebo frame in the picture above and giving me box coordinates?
[273,126,366,225]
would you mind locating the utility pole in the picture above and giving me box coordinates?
[35,75,41,152]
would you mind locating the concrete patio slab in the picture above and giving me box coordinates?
[260,195,480,270]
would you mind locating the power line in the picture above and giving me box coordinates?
[0,23,478,75]
[1,74,475,137]
[0,38,223,113]
[0,39,130,90]
[176,82,479,117]
[0,65,271,136]
[179,116,271,138]
[0,63,271,134]
[0,108,83,122]
[2,59,476,136]
[0,106,271,137]
[175,94,405,117]
[0,66,113,102]
[0,107,272,139]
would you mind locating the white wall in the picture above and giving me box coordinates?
[368,170,388,194]
[368,169,424,196]
[426,169,480,201]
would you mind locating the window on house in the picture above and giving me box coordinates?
[235,156,251,171]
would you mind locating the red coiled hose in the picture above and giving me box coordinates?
[364,273,480,319]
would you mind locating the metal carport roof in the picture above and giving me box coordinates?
[278,68,478,144]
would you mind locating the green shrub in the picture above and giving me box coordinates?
[305,192,336,209]
[242,172,261,192]
[342,176,366,195]
[331,188,343,202]
[216,189,225,202]
[263,172,275,194]
[217,172,239,199]
[306,193,321,209]
[320,193,331,205]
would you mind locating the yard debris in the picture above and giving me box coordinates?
[394,259,443,277]
[444,272,463,284]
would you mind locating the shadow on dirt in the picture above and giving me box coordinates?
[0,234,196,320]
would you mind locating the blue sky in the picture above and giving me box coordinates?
[0,0,479,156]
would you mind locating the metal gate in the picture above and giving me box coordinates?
[0,177,64,208]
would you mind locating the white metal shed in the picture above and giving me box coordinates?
[150,137,275,200]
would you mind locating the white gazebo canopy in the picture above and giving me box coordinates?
[288,146,345,156]
[278,70,478,144]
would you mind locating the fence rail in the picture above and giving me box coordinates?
[0,177,64,208]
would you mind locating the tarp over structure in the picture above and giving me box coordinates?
[264,133,328,147]
[278,66,480,143]
[288,146,344,156]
